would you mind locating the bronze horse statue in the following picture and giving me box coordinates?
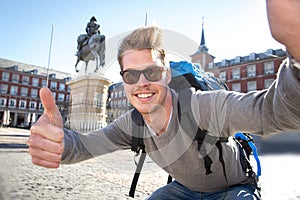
[75,33,105,73]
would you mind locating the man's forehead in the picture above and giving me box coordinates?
[123,48,162,59]
[121,48,165,70]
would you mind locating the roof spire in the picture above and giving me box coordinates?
[199,17,208,52]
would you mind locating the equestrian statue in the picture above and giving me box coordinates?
[75,16,105,73]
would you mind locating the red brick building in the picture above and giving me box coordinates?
[0,58,72,128]
[191,25,287,92]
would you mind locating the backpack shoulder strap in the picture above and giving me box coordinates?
[129,149,146,198]
[129,109,147,198]
[177,89,228,176]
[131,108,145,153]
[176,88,199,135]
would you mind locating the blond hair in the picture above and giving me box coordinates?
[117,26,166,70]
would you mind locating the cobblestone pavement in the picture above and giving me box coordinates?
[0,148,168,200]
[0,128,168,200]
[1,128,300,200]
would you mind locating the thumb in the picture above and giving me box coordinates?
[40,87,63,128]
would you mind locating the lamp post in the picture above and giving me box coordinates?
[46,24,54,88]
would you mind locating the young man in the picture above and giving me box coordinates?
[28,0,300,199]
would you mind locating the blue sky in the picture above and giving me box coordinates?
[0,0,284,77]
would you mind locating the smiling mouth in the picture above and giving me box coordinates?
[136,93,154,99]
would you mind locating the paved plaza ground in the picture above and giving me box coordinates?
[0,127,300,200]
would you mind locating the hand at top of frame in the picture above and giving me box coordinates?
[266,0,300,60]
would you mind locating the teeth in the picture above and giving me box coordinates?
[137,93,152,98]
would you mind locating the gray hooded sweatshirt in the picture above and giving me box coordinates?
[62,58,300,192]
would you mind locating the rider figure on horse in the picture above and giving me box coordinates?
[76,16,100,55]
[86,16,100,36]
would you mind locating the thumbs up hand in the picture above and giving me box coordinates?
[28,88,64,168]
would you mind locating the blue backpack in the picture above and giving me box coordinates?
[169,61,228,91]
[129,61,261,198]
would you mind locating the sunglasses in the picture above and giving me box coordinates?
[120,65,167,84]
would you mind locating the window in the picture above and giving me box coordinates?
[232,83,241,92]
[50,81,57,90]
[29,101,37,110]
[247,65,256,77]
[232,68,240,80]
[66,94,70,101]
[221,59,228,66]
[0,98,7,107]
[32,78,39,86]
[31,89,38,98]
[42,79,47,87]
[12,74,19,83]
[264,61,274,74]
[22,76,29,84]
[31,69,38,75]
[52,92,56,99]
[19,100,27,109]
[1,84,8,94]
[64,77,72,82]
[235,56,241,63]
[59,83,65,91]
[39,103,44,110]
[2,72,9,81]
[118,90,122,98]
[219,71,226,81]
[9,99,16,107]
[264,78,274,89]
[122,99,126,107]
[58,93,65,101]
[208,62,214,69]
[10,86,18,95]
[21,87,28,96]
[247,81,257,92]
[93,93,103,107]
[249,53,256,60]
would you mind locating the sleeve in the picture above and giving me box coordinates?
[61,111,133,164]
[194,57,300,137]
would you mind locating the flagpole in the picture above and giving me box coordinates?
[145,12,148,26]
[46,24,54,88]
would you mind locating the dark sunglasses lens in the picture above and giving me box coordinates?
[122,70,140,84]
[144,67,163,81]
[121,67,164,84]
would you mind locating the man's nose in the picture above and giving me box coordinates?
[136,73,150,87]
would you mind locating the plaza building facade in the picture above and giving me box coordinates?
[191,25,287,92]
[0,58,72,128]
[106,82,132,124]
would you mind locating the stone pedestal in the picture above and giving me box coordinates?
[67,73,111,133]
